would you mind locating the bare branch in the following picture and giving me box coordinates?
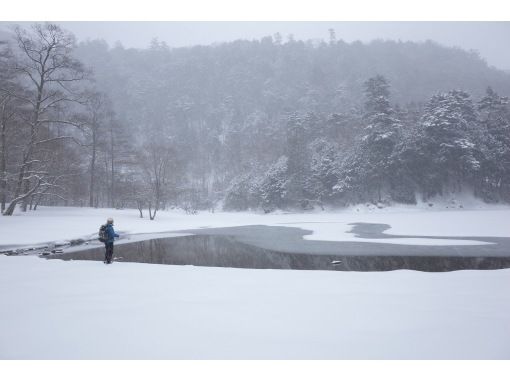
[32,192,67,201]
[38,119,85,128]
[33,135,74,146]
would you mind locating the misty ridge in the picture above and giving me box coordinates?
[0,23,509,218]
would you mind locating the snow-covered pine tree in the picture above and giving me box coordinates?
[417,90,482,197]
[478,87,510,201]
[223,172,260,211]
[257,156,288,212]
[324,112,363,149]
[336,75,401,203]
[308,138,340,205]
[283,113,315,208]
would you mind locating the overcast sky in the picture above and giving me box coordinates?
[2,21,509,70]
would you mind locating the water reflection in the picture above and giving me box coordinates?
[46,234,510,272]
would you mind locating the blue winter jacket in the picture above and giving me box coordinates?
[105,223,119,243]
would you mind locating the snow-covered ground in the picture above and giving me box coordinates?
[1,202,510,248]
[1,254,509,359]
[1,204,510,359]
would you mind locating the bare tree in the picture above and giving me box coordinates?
[0,97,9,213]
[2,23,87,215]
[129,177,151,218]
[0,40,23,213]
[138,136,175,220]
[76,91,111,207]
[107,115,116,208]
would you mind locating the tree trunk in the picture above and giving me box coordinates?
[137,200,144,218]
[33,193,43,210]
[109,124,115,208]
[3,200,16,216]
[21,179,30,212]
[89,127,97,207]
[3,179,41,216]
[0,113,6,213]
[4,162,27,215]
[33,199,39,210]
[148,201,157,220]
[11,73,44,215]
[21,78,44,213]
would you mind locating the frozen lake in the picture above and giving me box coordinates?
[47,224,510,272]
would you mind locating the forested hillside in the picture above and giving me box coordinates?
[1,24,509,216]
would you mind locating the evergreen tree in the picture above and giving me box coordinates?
[224,172,259,211]
[336,75,401,203]
[283,113,315,207]
[257,156,288,212]
[308,138,340,204]
[416,90,482,197]
[478,87,510,201]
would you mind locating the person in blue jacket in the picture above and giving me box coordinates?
[104,217,119,264]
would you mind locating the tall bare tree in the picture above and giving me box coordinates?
[0,40,22,213]
[0,94,18,213]
[2,23,87,215]
[77,91,111,207]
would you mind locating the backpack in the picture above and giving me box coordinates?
[98,224,108,242]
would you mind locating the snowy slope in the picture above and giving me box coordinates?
[1,255,509,359]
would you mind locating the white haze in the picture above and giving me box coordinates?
[1,21,510,70]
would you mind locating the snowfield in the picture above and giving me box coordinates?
[1,204,510,359]
[1,255,509,359]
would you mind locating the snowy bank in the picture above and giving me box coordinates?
[1,205,510,248]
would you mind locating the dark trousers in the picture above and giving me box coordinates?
[105,242,114,263]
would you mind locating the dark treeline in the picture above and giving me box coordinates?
[0,23,509,217]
